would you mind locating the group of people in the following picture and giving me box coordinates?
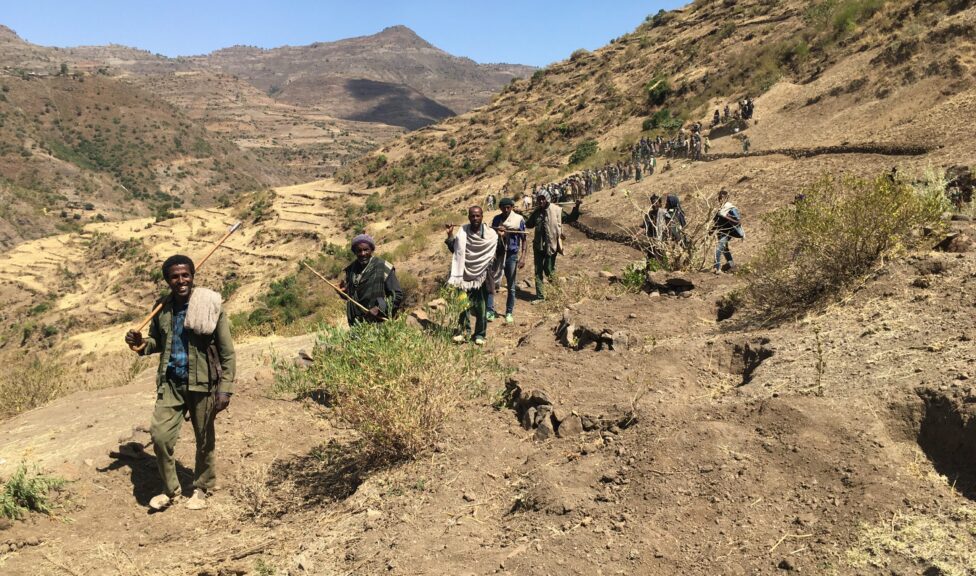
[711,98,756,127]
[641,189,744,273]
[446,191,581,344]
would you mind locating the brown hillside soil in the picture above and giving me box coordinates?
[2,220,975,575]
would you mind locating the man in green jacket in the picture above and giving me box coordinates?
[525,192,581,302]
[125,254,236,511]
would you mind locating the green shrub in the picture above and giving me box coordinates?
[645,75,671,106]
[648,109,683,131]
[0,463,65,519]
[569,140,599,166]
[364,193,383,214]
[620,261,647,293]
[273,316,499,461]
[745,171,950,322]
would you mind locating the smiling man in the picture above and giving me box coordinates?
[338,233,404,326]
[124,254,235,512]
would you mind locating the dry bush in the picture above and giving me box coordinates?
[618,187,718,272]
[0,354,67,419]
[744,171,950,322]
[273,317,500,463]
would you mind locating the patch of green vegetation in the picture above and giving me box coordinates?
[273,314,501,462]
[568,140,599,166]
[0,463,65,519]
[745,170,950,323]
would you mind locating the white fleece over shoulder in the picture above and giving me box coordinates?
[184,288,222,336]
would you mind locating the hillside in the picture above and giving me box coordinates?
[0,71,286,248]
[2,1,976,575]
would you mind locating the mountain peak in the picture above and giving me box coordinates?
[371,25,432,47]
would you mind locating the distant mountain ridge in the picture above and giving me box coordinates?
[0,24,535,129]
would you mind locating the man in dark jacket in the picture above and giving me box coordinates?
[339,234,404,326]
[125,254,236,511]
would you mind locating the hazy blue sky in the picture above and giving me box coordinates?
[2,1,686,67]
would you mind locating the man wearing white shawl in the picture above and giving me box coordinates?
[445,206,501,345]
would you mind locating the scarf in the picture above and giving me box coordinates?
[448,224,499,290]
[501,211,525,232]
[184,288,222,336]
[540,204,562,256]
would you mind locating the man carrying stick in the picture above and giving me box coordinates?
[338,234,404,325]
[446,206,502,345]
[124,255,235,511]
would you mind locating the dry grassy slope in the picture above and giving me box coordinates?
[0,72,289,249]
[0,177,356,393]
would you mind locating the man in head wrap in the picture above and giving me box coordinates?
[487,197,527,324]
[338,233,404,325]
[445,206,502,345]
[124,254,236,512]
[525,190,581,302]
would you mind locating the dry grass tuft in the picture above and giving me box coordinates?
[846,505,976,576]
[0,354,67,419]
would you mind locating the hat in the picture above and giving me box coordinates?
[499,197,515,208]
[350,234,375,250]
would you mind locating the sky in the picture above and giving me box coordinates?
[2,0,687,67]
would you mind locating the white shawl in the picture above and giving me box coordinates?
[184,287,222,336]
[448,224,498,290]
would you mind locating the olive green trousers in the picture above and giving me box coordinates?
[150,378,216,495]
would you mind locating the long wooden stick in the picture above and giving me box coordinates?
[128,221,242,352]
[301,261,373,315]
[446,224,529,235]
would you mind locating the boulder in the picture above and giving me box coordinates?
[556,414,584,437]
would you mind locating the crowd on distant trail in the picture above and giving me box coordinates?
[486,98,759,212]
[119,96,753,514]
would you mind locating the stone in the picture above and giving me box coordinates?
[294,349,314,368]
[521,407,537,430]
[524,389,551,407]
[535,418,555,441]
[581,415,597,431]
[609,331,631,350]
[294,552,314,572]
[407,309,434,331]
[534,405,553,427]
[556,414,584,438]
[551,407,568,424]
[599,270,615,279]
[426,298,448,311]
